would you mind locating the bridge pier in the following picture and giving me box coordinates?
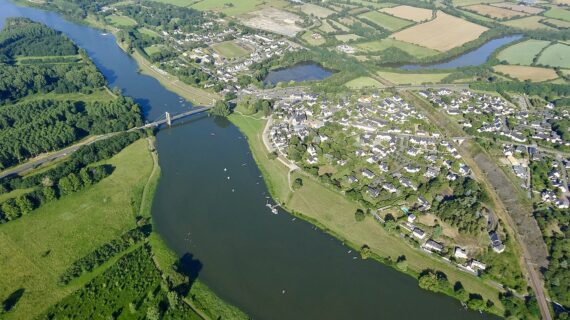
[165,112,172,126]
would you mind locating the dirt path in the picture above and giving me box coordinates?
[138,138,159,216]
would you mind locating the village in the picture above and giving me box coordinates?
[265,89,510,279]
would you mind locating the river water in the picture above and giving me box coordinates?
[0,1,496,319]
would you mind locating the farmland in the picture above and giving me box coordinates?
[345,76,383,89]
[536,43,570,68]
[149,0,196,6]
[543,18,570,28]
[391,11,488,52]
[105,14,137,27]
[496,39,551,65]
[211,40,252,59]
[301,31,326,46]
[241,8,303,37]
[491,2,544,14]
[355,38,440,58]
[298,3,335,18]
[191,0,265,16]
[358,11,414,31]
[502,16,555,30]
[379,5,434,22]
[544,7,570,22]
[335,34,362,42]
[493,65,559,82]
[464,4,527,19]
[318,20,336,33]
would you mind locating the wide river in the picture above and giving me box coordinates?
[0,1,496,319]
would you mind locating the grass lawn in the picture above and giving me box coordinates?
[345,76,383,88]
[536,42,570,68]
[211,40,252,59]
[105,14,137,27]
[0,139,153,320]
[496,39,551,65]
[229,114,506,313]
[377,71,451,85]
[359,11,414,31]
[544,7,570,22]
[356,38,440,58]
[191,0,265,16]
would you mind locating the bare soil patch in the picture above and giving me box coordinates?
[241,8,303,37]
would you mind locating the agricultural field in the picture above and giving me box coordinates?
[191,0,265,16]
[493,65,559,82]
[491,2,544,14]
[345,76,383,89]
[536,43,570,68]
[298,3,335,18]
[502,16,555,30]
[391,11,488,52]
[544,7,570,22]
[355,38,440,58]
[377,71,451,85]
[149,0,197,6]
[329,19,350,32]
[211,40,252,59]
[301,31,326,46]
[379,5,434,22]
[241,8,303,37]
[359,11,414,31]
[0,140,153,319]
[144,44,165,56]
[543,18,570,28]
[343,0,396,9]
[451,0,503,6]
[464,4,527,19]
[457,9,497,22]
[318,20,336,33]
[335,34,362,42]
[105,14,137,27]
[138,27,160,38]
[496,39,551,65]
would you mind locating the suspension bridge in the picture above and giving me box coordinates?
[136,106,212,129]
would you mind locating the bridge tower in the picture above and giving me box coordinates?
[165,112,172,126]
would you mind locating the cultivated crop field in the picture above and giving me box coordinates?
[391,11,488,52]
[492,2,544,14]
[358,10,414,31]
[502,16,555,30]
[537,43,570,68]
[464,4,527,19]
[493,65,558,82]
[377,71,451,85]
[496,39,551,65]
[356,38,440,58]
[380,5,434,22]
[211,40,252,59]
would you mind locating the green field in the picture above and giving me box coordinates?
[356,38,440,58]
[537,43,570,68]
[345,76,383,88]
[544,7,570,22]
[229,114,506,313]
[0,139,153,319]
[191,0,264,16]
[300,3,335,18]
[346,0,397,9]
[377,71,451,85]
[335,33,362,42]
[105,14,137,27]
[502,16,554,30]
[301,31,326,46]
[138,27,160,38]
[211,41,251,59]
[359,11,414,31]
[144,44,165,56]
[543,18,570,28]
[496,39,551,65]
[150,0,197,6]
[457,8,496,22]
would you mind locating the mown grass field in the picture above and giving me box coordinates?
[138,27,160,38]
[299,3,335,18]
[150,0,197,6]
[536,42,570,68]
[356,38,440,58]
[229,114,506,313]
[191,0,270,16]
[144,44,165,56]
[359,10,414,31]
[0,139,153,320]
[493,65,558,82]
[380,5,433,22]
[543,18,570,28]
[544,7,570,22]
[377,71,451,85]
[345,76,383,89]
[502,16,554,30]
[496,39,551,65]
[211,40,252,59]
[301,31,326,46]
[464,4,527,19]
[335,34,362,42]
[105,14,137,27]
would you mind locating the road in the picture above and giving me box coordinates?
[0,133,117,179]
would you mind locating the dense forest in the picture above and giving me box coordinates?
[0,18,142,169]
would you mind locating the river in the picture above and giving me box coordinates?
[399,35,523,70]
[0,1,496,319]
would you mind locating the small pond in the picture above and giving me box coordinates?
[263,62,333,85]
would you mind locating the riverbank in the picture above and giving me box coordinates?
[229,113,507,316]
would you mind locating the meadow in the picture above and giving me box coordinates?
[491,2,543,14]
[464,4,527,19]
[105,14,137,27]
[536,43,570,68]
[493,65,559,82]
[191,0,265,16]
[299,3,335,18]
[544,7,570,22]
[502,16,554,30]
[356,38,440,58]
[0,139,153,319]
[359,10,414,31]
[391,11,488,52]
[377,71,451,85]
[345,76,383,89]
[496,39,551,65]
[302,31,326,46]
[335,34,362,42]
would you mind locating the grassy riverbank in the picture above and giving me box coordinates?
[229,113,507,316]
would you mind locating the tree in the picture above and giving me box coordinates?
[293,178,303,190]
[15,195,33,214]
[354,208,365,221]
[360,244,371,259]
[209,100,231,117]
[1,201,20,220]
[418,269,451,293]
[146,305,160,320]
[43,186,57,202]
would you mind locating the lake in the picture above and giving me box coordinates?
[263,62,333,85]
[399,35,523,70]
[0,1,497,319]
